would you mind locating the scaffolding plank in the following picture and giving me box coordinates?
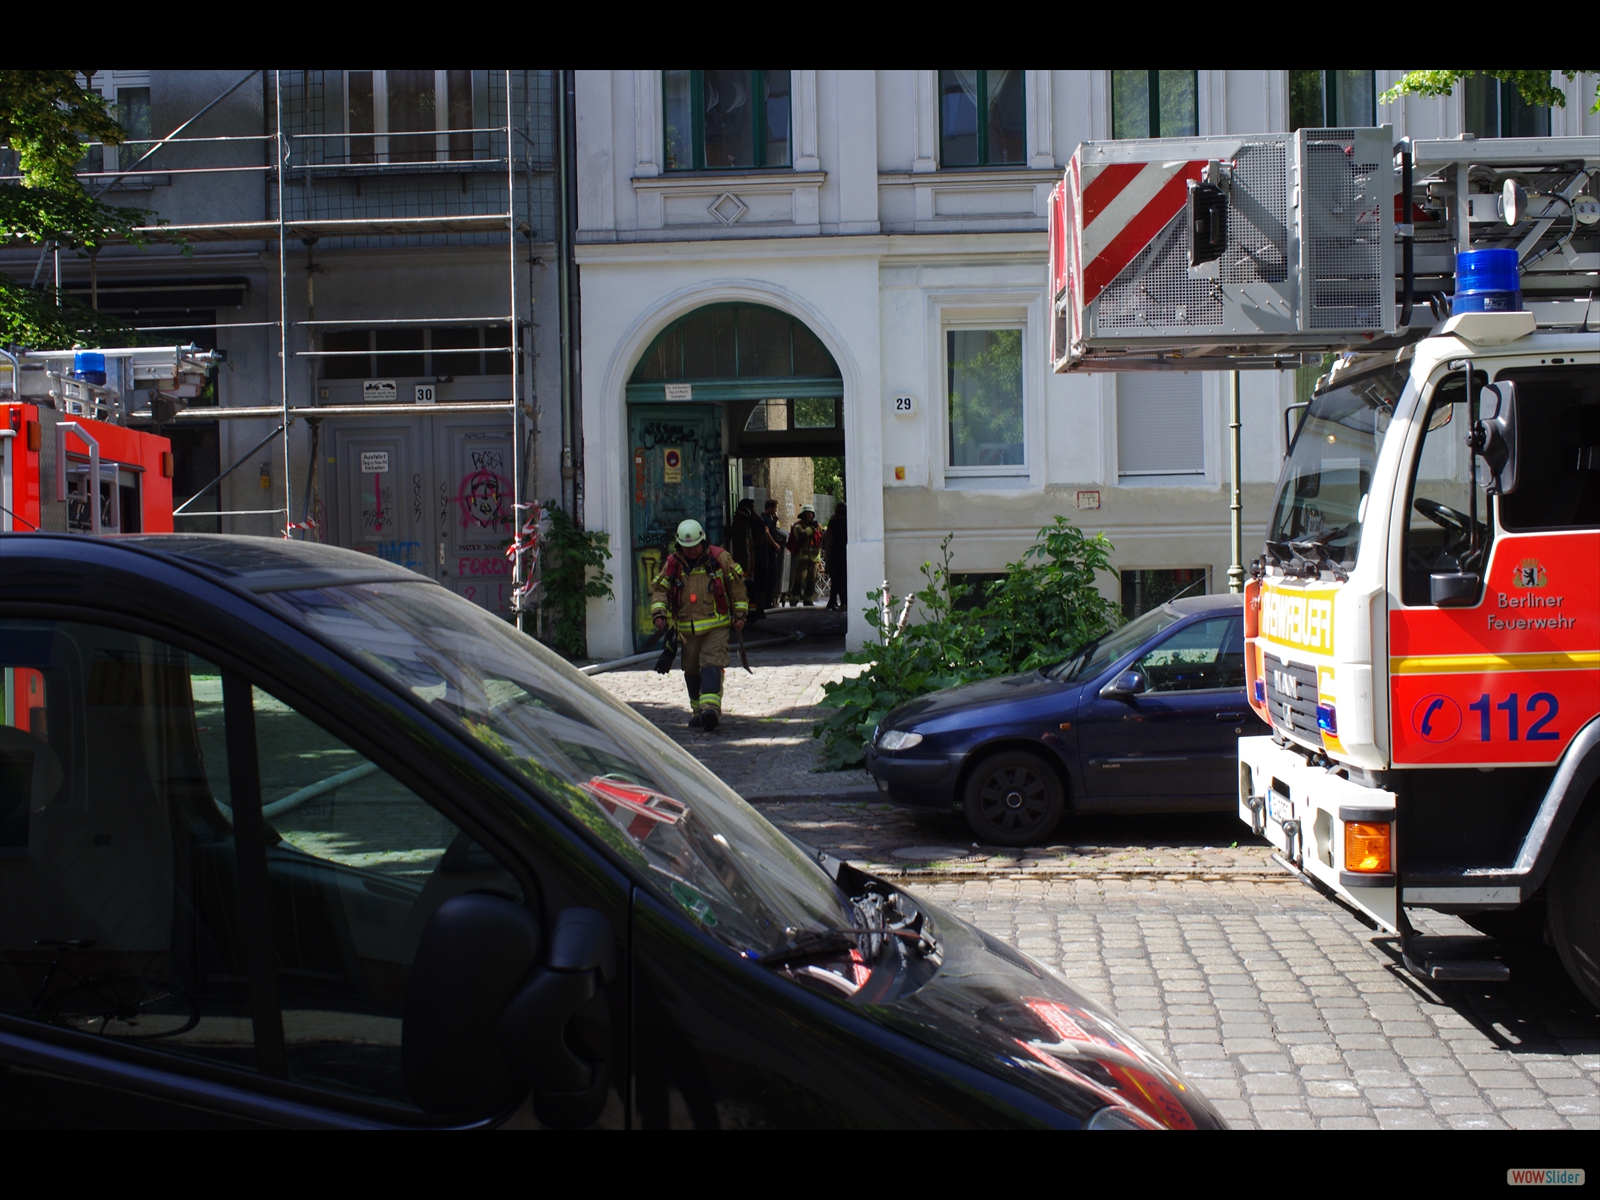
[170,402,516,420]
[131,214,514,243]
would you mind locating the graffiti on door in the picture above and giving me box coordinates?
[363,475,394,534]
[456,448,511,532]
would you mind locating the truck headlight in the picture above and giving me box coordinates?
[878,729,923,752]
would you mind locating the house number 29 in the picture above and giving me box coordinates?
[892,395,915,415]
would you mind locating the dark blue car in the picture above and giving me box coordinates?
[865,595,1267,845]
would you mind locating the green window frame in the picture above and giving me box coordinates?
[1464,73,1552,139]
[937,70,1027,167]
[1289,70,1377,131]
[1111,70,1199,139]
[663,70,791,172]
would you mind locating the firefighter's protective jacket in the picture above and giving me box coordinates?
[650,545,749,635]
[788,520,823,559]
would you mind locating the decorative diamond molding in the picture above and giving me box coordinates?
[708,192,749,225]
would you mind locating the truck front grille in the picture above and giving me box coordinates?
[1266,654,1320,745]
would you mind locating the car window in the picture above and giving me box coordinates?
[0,620,255,1071]
[1048,607,1181,682]
[246,684,523,1109]
[1134,617,1244,693]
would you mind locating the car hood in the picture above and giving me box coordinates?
[864,892,1222,1129]
[886,671,1069,731]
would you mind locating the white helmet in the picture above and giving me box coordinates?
[676,518,706,547]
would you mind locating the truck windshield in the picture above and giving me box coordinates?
[1268,362,1412,569]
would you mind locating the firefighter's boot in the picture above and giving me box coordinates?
[685,672,703,728]
[698,665,722,732]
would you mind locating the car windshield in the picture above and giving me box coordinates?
[1045,607,1182,682]
[1267,360,1412,568]
[258,581,854,957]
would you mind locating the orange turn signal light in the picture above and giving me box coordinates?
[1344,821,1391,873]
[160,451,174,478]
[27,420,42,452]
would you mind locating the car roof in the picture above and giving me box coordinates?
[114,533,434,594]
[1165,593,1243,615]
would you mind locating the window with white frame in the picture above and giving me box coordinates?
[1116,371,1204,477]
[1289,70,1376,131]
[77,72,151,176]
[343,71,485,164]
[947,328,1024,470]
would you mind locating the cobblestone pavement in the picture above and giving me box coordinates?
[926,877,1600,1130]
[590,608,1282,880]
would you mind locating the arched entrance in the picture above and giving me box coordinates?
[625,302,843,649]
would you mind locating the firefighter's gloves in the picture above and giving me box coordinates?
[734,619,745,632]
[653,616,667,632]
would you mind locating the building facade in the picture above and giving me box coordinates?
[573,69,1600,658]
[3,70,570,625]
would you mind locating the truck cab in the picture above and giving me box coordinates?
[1240,313,1599,994]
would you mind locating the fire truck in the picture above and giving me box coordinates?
[1050,128,1600,1002]
[1,345,218,537]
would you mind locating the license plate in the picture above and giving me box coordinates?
[1267,789,1292,825]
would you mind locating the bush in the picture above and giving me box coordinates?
[538,503,614,660]
[812,517,1118,770]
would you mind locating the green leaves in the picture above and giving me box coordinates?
[1379,70,1600,114]
[1,70,165,348]
[812,518,1120,769]
[539,503,615,659]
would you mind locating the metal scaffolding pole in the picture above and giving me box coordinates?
[507,69,526,632]
[275,71,293,538]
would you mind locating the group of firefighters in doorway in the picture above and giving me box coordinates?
[650,501,844,731]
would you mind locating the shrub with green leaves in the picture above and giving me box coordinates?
[812,516,1119,769]
[538,503,614,660]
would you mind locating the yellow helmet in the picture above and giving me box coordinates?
[676,519,706,547]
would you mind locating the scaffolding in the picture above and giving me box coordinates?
[23,69,563,629]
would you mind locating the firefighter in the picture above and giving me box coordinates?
[650,518,748,731]
[786,503,823,606]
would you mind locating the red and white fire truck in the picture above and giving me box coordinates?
[2,345,217,537]
[1051,128,1600,1002]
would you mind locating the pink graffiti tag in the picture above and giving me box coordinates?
[373,470,385,533]
[457,469,510,530]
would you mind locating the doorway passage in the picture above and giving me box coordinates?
[624,303,843,650]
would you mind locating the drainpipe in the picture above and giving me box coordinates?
[1228,370,1244,593]
[556,69,577,520]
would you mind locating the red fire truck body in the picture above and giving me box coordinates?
[2,402,173,536]
[1050,128,1600,1002]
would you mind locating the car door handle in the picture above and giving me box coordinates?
[1215,712,1244,722]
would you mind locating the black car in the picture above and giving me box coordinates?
[0,534,1223,1129]
[866,595,1267,846]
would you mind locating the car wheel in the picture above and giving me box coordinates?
[962,750,1064,846]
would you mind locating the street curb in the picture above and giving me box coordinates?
[856,862,1302,885]
[745,789,881,805]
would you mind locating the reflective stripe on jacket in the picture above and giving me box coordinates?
[650,546,749,633]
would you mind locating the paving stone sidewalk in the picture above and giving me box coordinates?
[933,877,1600,1130]
[589,609,1284,882]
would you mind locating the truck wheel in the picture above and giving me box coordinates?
[1461,899,1547,946]
[1549,798,1600,1010]
[962,750,1064,847]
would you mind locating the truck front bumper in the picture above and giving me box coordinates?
[1238,736,1398,933]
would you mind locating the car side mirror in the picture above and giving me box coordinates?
[1473,380,1518,496]
[1100,669,1145,700]
[1430,571,1482,608]
[402,894,616,1126]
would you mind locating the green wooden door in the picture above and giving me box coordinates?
[627,405,724,650]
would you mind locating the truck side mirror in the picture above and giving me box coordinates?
[1430,571,1482,608]
[1473,381,1519,496]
